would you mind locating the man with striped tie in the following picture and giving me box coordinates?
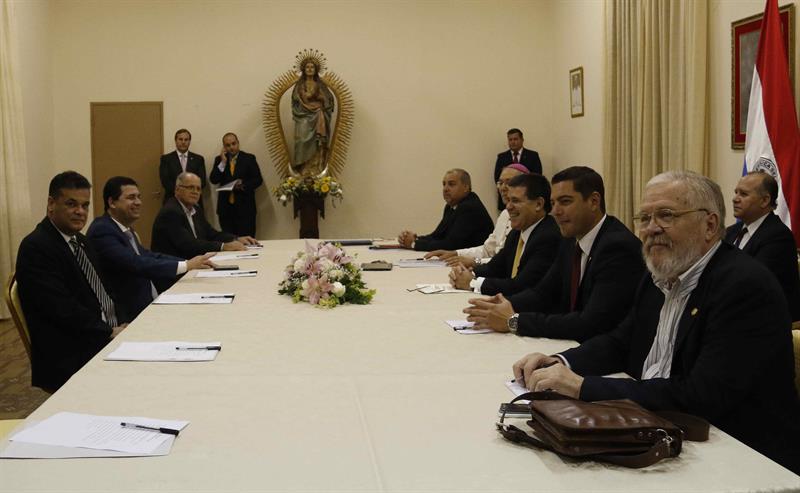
[16,171,127,391]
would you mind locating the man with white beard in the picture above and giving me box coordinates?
[510,170,800,475]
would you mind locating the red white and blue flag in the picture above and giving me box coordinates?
[744,0,800,245]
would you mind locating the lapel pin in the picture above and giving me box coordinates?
[691,308,698,316]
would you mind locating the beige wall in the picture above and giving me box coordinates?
[34,0,560,239]
[18,0,791,236]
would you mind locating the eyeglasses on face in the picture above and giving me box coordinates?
[632,208,709,229]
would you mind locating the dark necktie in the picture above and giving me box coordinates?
[733,226,748,248]
[124,230,159,300]
[69,237,118,326]
[569,242,582,311]
[512,151,519,163]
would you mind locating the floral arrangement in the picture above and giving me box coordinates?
[273,175,343,206]
[278,241,375,308]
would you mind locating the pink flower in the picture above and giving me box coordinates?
[302,274,333,305]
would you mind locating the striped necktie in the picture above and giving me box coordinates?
[733,226,748,248]
[69,237,118,326]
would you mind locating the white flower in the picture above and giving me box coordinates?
[301,279,309,290]
[294,258,307,272]
[317,258,335,272]
[328,268,344,281]
[331,282,346,297]
[279,194,287,203]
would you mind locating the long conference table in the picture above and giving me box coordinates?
[1,239,799,492]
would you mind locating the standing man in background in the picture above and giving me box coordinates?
[493,128,542,210]
[209,132,264,237]
[159,128,206,204]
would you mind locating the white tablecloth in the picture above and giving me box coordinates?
[2,240,798,492]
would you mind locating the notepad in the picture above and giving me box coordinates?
[195,270,257,278]
[445,320,493,334]
[412,284,470,294]
[215,180,239,192]
[153,293,234,304]
[397,259,447,268]
[105,341,222,361]
[211,252,259,261]
[8,412,189,455]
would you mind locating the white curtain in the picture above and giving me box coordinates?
[0,0,31,319]
[604,0,709,228]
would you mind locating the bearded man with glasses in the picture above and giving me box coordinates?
[511,170,800,475]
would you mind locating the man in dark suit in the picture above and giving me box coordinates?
[726,171,800,321]
[494,128,543,210]
[465,166,644,342]
[159,128,207,204]
[512,170,800,475]
[449,173,561,296]
[151,172,258,258]
[398,169,494,251]
[87,176,215,322]
[15,171,127,391]
[209,132,264,237]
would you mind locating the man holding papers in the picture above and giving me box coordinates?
[151,172,258,258]
[209,132,264,237]
[87,176,216,321]
[16,172,127,390]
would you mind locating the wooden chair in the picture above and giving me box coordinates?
[3,272,32,361]
[0,419,23,440]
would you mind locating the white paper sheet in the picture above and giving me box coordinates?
[412,284,470,294]
[104,341,222,361]
[397,258,447,268]
[195,270,257,278]
[8,413,189,455]
[245,244,264,250]
[505,379,530,397]
[152,293,234,304]
[211,252,260,261]
[445,320,493,334]
[215,180,239,192]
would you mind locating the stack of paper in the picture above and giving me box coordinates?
[445,320,493,335]
[105,341,222,361]
[397,258,446,268]
[153,293,235,304]
[412,284,470,294]
[196,270,257,278]
[211,252,259,261]
[2,412,189,458]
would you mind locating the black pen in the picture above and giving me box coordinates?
[453,326,473,331]
[120,422,180,436]
[228,271,257,275]
[175,346,222,350]
[201,295,234,299]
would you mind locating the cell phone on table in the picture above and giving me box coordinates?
[213,264,239,271]
[498,403,530,418]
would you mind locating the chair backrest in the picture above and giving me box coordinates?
[3,272,32,361]
[794,330,800,396]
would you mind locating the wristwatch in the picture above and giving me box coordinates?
[507,313,519,334]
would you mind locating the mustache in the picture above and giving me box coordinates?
[644,235,672,250]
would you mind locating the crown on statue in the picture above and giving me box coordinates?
[294,48,328,75]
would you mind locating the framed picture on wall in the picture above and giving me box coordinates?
[570,67,584,118]
[731,4,794,149]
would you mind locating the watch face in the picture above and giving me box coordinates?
[508,314,518,332]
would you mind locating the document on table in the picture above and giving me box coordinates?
[153,293,234,304]
[246,244,264,250]
[445,320,493,334]
[211,252,260,261]
[104,341,222,361]
[397,258,447,268]
[215,180,239,192]
[412,283,470,294]
[505,379,529,397]
[195,270,257,278]
[6,412,189,455]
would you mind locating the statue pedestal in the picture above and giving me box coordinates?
[293,192,325,239]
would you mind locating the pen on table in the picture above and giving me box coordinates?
[229,271,257,275]
[201,295,234,299]
[120,422,180,436]
[453,326,473,331]
[175,346,222,351]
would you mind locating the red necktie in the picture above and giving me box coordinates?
[569,242,582,311]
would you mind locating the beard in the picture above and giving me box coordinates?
[643,233,703,283]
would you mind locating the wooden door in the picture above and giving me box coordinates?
[90,102,163,248]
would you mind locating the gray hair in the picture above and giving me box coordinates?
[176,172,200,186]
[646,170,726,240]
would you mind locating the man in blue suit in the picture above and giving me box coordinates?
[87,176,215,322]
